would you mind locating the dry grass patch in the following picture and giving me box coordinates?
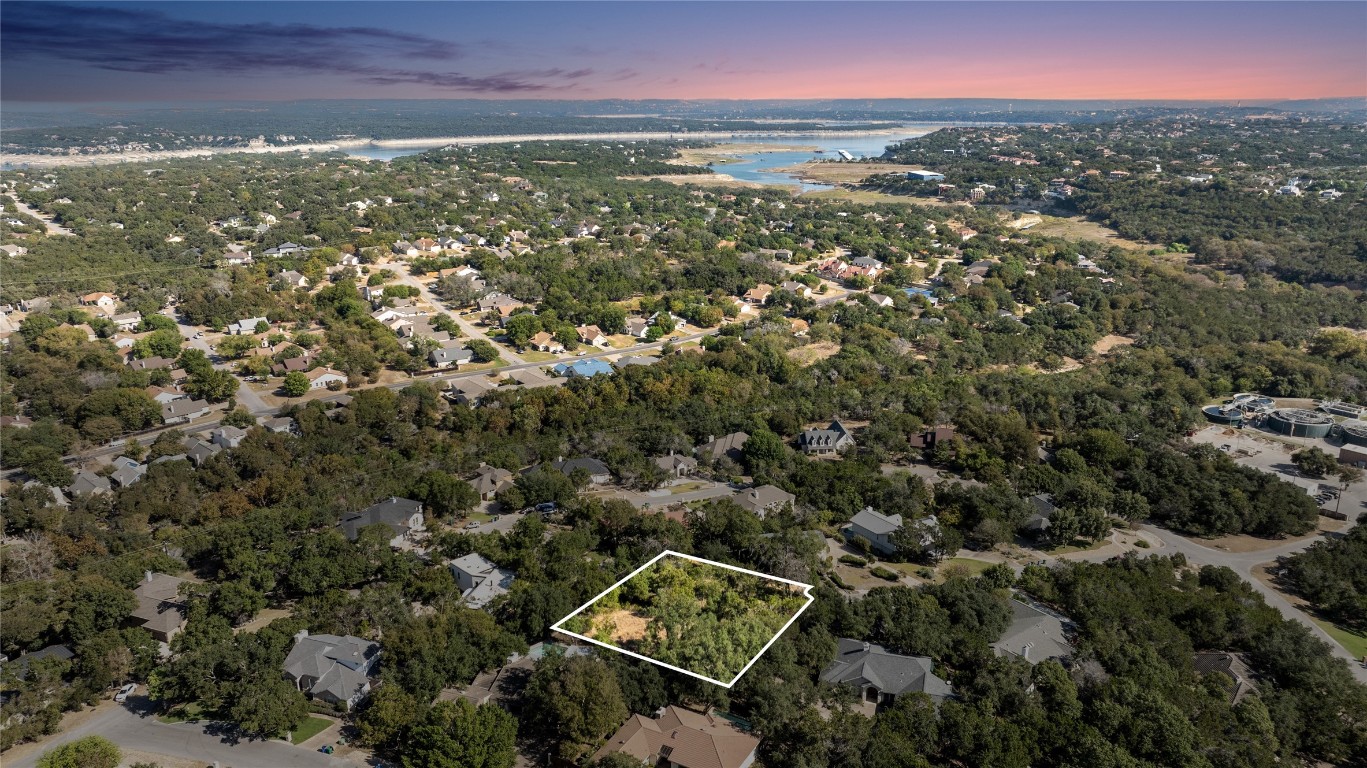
[787,341,841,366]
[1093,334,1136,356]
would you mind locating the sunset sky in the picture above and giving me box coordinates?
[3,1,1364,103]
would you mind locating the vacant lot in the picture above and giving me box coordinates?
[774,161,928,184]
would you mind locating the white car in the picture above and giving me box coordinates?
[115,683,137,703]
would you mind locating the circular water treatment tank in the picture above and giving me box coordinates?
[1267,408,1334,438]
[1203,405,1244,425]
[1341,420,1367,446]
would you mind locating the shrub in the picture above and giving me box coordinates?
[870,566,899,581]
[839,554,868,567]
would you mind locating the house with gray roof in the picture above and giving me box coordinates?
[696,432,749,464]
[263,416,298,434]
[1194,652,1258,704]
[3,644,74,682]
[551,456,611,485]
[338,497,424,548]
[991,599,1074,665]
[131,571,188,643]
[472,464,514,501]
[162,398,211,425]
[798,420,855,455]
[183,437,222,466]
[821,639,952,707]
[210,425,248,449]
[1022,494,1058,540]
[449,553,515,609]
[283,630,379,711]
[429,344,474,369]
[845,507,903,555]
[68,470,111,498]
[654,452,698,477]
[108,457,147,489]
[733,484,796,518]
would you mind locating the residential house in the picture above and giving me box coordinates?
[471,464,514,501]
[0,244,29,258]
[1022,494,1058,539]
[733,484,796,517]
[161,398,211,425]
[781,280,813,299]
[108,457,146,489]
[613,355,656,369]
[19,297,51,313]
[553,359,613,378]
[868,293,895,308]
[798,420,856,455]
[477,294,526,317]
[128,355,175,372]
[577,324,609,347]
[183,437,223,466]
[696,432,749,464]
[991,599,1074,665]
[909,426,955,453]
[21,480,68,508]
[449,553,516,609]
[271,355,313,375]
[277,270,309,288]
[592,705,761,768]
[529,331,565,353]
[68,470,111,498]
[338,497,424,548]
[429,344,474,370]
[283,630,379,711]
[414,237,439,253]
[1,414,34,428]
[1193,652,1258,704]
[624,317,651,339]
[448,376,500,406]
[845,507,903,555]
[210,425,248,450]
[654,453,698,477]
[263,416,298,434]
[551,456,612,485]
[905,170,946,182]
[263,242,311,257]
[110,312,142,332]
[227,316,268,335]
[131,571,188,643]
[821,639,953,706]
[789,318,810,337]
[305,367,347,390]
[81,292,117,310]
[743,283,773,305]
[2,645,75,682]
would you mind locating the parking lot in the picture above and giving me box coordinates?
[1191,424,1367,521]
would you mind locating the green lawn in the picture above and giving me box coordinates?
[289,716,333,745]
[1311,617,1367,660]
[1044,538,1109,556]
[521,350,559,362]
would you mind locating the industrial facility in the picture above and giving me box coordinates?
[1266,408,1335,438]
[1318,400,1366,419]
[1339,420,1367,447]
[1202,405,1245,426]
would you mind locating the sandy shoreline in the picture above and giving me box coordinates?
[1,128,921,169]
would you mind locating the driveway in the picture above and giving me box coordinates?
[4,698,354,768]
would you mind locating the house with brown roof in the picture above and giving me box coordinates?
[732,484,795,517]
[131,571,188,643]
[696,432,749,464]
[577,324,609,347]
[743,283,773,305]
[591,705,761,768]
[472,464,514,501]
[529,331,564,353]
[81,292,117,310]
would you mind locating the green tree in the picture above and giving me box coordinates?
[186,369,238,402]
[467,339,499,363]
[523,654,627,759]
[1291,447,1339,478]
[36,736,121,768]
[356,684,420,748]
[281,371,310,397]
[403,700,517,768]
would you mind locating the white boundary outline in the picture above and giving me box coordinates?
[549,550,814,688]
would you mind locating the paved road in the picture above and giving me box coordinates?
[6,195,74,236]
[1139,523,1367,682]
[5,699,353,768]
[390,267,530,365]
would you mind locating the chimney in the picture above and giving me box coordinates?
[145,570,154,583]
[862,641,871,652]
[1022,642,1032,661]
[557,455,563,464]
[295,629,309,641]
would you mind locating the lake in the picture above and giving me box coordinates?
[346,124,951,189]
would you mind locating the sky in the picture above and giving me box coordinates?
[2,1,1364,103]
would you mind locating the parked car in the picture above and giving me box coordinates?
[576,351,588,357]
[115,683,137,702]
[463,520,480,529]
[534,502,557,513]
